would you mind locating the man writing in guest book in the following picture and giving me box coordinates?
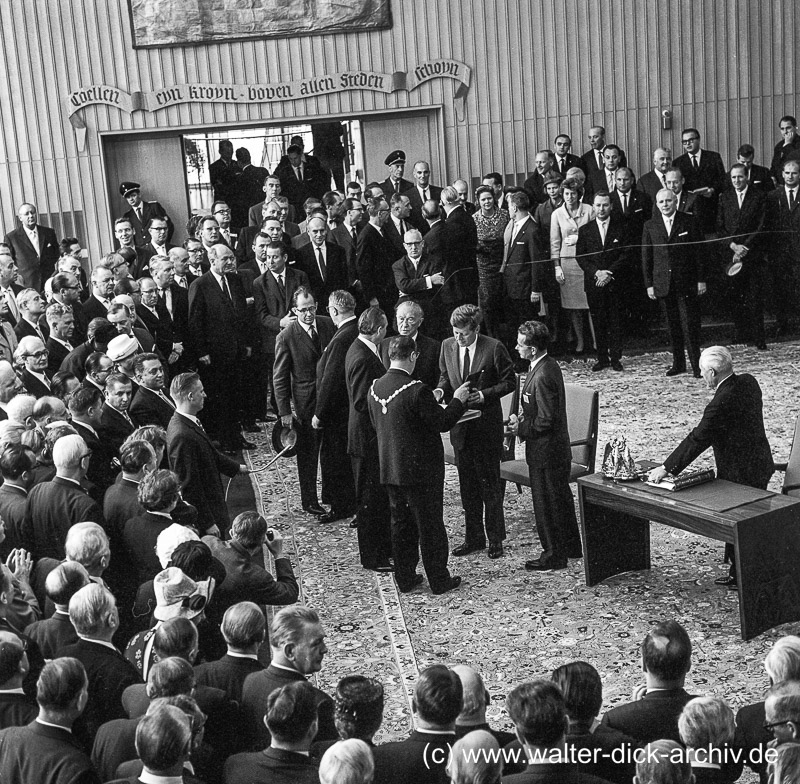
[648,345,774,590]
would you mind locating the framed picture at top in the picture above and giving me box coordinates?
[128,0,391,49]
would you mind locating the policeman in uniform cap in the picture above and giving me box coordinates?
[380,150,413,196]
[119,180,174,247]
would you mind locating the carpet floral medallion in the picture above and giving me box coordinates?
[245,342,800,744]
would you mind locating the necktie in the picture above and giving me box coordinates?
[221,275,231,300]
[606,171,614,190]
[277,274,285,296]
[296,166,303,182]
[621,193,628,214]
[317,247,326,280]
[599,221,607,244]
[462,346,471,384]
[738,191,744,209]
[423,188,429,201]
[28,229,40,255]
[692,155,699,170]
[102,298,111,309]
[5,290,18,321]
[790,189,796,209]
[351,227,357,244]
[596,150,602,169]
[159,391,175,409]
[175,276,186,288]
[309,324,320,352]
[399,219,407,236]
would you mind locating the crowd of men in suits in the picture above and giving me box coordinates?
[0,119,798,781]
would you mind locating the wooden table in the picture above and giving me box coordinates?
[577,471,800,640]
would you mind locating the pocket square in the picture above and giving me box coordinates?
[522,393,531,403]
[612,239,619,243]
[516,241,525,245]
[678,231,688,236]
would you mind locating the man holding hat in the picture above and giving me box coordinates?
[380,150,413,196]
[119,181,173,247]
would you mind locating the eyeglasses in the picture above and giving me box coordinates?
[682,137,700,144]
[295,306,317,314]
[404,241,423,247]
[27,350,49,359]
[764,719,797,733]
[213,209,231,215]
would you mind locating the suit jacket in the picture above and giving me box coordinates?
[315,317,359,426]
[136,301,174,359]
[610,189,652,245]
[122,200,173,246]
[21,476,104,559]
[380,331,441,390]
[716,187,767,261]
[2,224,59,290]
[134,241,175,278]
[166,411,240,534]
[581,145,628,177]
[735,700,769,780]
[442,205,479,304]
[224,746,320,784]
[600,687,695,743]
[403,183,443,230]
[393,252,441,305]
[356,223,398,311]
[202,535,299,610]
[368,368,464,486]
[575,215,629,303]
[766,185,800,259]
[423,220,446,271]
[23,610,79,661]
[437,334,515,452]
[379,176,413,197]
[129,385,176,430]
[553,152,585,177]
[743,163,775,193]
[0,720,99,784]
[123,511,174,583]
[664,373,773,488]
[641,210,705,297]
[194,652,264,704]
[103,475,141,549]
[14,316,48,343]
[188,272,251,365]
[72,419,118,498]
[294,241,349,306]
[61,638,143,743]
[99,404,135,456]
[273,317,335,422]
[517,355,572,468]
[502,215,546,299]
[253,266,310,354]
[0,692,37,730]
[636,170,669,204]
[330,221,361,280]
[345,338,386,458]
[372,729,456,784]
[674,149,727,196]
[524,170,556,205]
[46,336,73,376]
[383,215,412,259]
[0,484,28,554]
[20,367,51,398]
[241,664,338,750]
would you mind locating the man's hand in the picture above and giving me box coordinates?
[467,390,484,407]
[168,350,179,364]
[199,354,211,366]
[204,524,221,538]
[6,549,32,583]
[311,415,322,430]
[555,267,565,284]
[280,414,293,428]
[648,465,668,484]
[730,243,748,257]
[453,381,471,404]
[431,272,445,286]
[698,282,707,296]
[647,286,656,301]
[595,270,612,287]
[507,413,520,435]
[246,296,254,306]
[279,313,296,328]
[265,529,284,558]
[239,464,249,474]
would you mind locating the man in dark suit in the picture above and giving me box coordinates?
[2,202,59,291]
[61,583,143,743]
[664,167,699,217]
[135,277,176,366]
[0,657,97,783]
[523,150,556,206]
[0,255,24,333]
[436,305,514,560]
[134,217,176,278]
[501,190,546,348]
[380,300,441,388]
[313,291,358,523]
[402,160,443,232]
[717,164,768,348]
[273,288,335,516]
[581,125,628,180]
[642,189,706,377]
[392,228,444,321]
[51,271,88,343]
[512,321,581,570]
[194,602,266,703]
[202,511,298,613]
[379,149,413,197]
[372,665,462,784]
[69,385,118,498]
[16,336,51,398]
[209,139,240,205]
[600,620,696,744]
[294,217,349,308]
[188,243,254,452]
[765,159,800,336]
[232,147,268,230]
[83,266,115,323]
[274,144,328,217]
[368,336,468,595]
[553,134,585,178]
[586,144,624,202]
[330,198,364,279]
[0,446,33,559]
[346,308,392,571]
[649,346,773,587]
[119,181,174,247]
[253,238,309,420]
[356,196,397,315]
[771,115,800,184]
[576,192,629,371]
[735,144,775,193]
[247,174,286,228]
[637,148,673,204]
[98,373,134,454]
[149,257,190,372]
[241,606,338,749]
[129,353,175,429]
[673,128,727,232]
[45,302,75,376]
[13,289,47,343]
[442,185,480,306]
[167,372,246,537]
[383,192,418,260]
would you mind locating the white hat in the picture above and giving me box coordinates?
[106,334,138,361]
[156,523,200,568]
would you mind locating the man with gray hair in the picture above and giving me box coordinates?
[20,434,103,559]
[45,302,75,375]
[649,346,773,588]
[241,604,338,748]
[15,335,51,398]
[638,147,674,203]
[0,360,24,420]
[13,289,47,343]
[295,216,349,307]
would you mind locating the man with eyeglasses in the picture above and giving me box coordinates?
[673,128,727,233]
[273,287,335,516]
[212,200,237,251]
[119,180,174,247]
[15,336,50,398]
[763,681,800,769]
[1,202,59,291]
[392,228,444,326]
[83,266,116,323]
[136,276,179,368]
[379,300,441,389]
[356,196,397,314]
[136,217,176,278]
[331,198,366,274]
[295,216,349,308]
[180,239,205,281]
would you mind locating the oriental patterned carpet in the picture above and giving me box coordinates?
[244,342,800,743]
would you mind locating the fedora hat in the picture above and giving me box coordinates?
[271,420,298,459]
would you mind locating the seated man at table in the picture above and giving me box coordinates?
[648,345,773,589]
